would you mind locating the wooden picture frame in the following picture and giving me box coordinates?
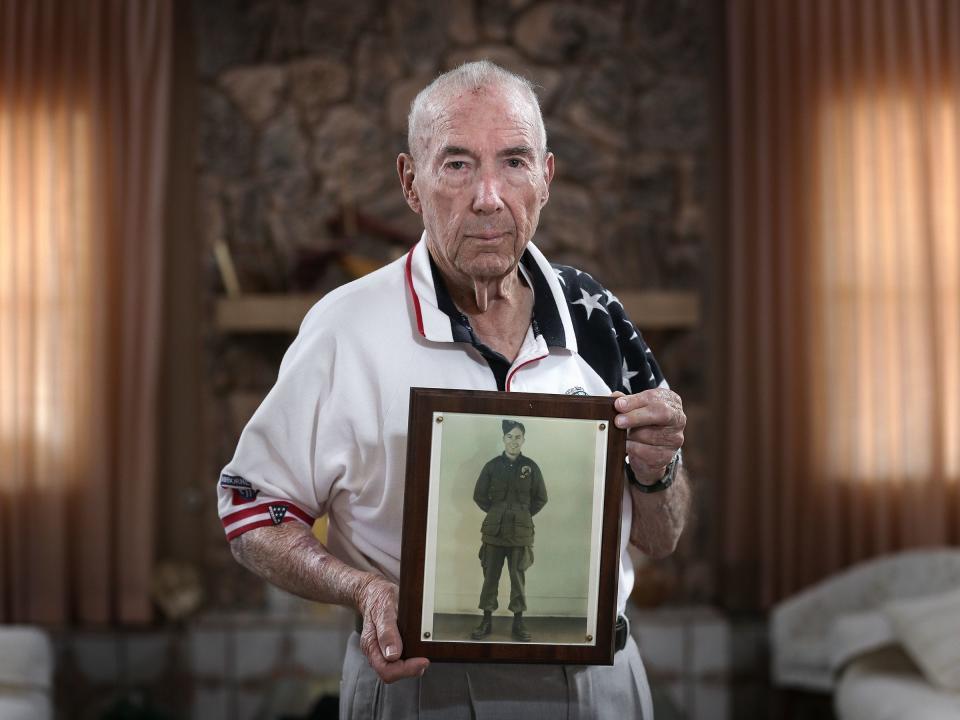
[398,388,627,665]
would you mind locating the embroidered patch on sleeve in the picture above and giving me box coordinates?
[231,487,259,505]
[268,505,288,525]
[219,473,253,489]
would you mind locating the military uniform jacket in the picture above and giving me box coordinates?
[474,453,547,547]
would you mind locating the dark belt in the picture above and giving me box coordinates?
[614,614,629,652]
[356,614,630,653]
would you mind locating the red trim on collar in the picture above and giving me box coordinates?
[405,249,425,337]
[505,353,548,391]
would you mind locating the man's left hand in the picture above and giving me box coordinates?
[357,576,430,683]
[613,388,686,485]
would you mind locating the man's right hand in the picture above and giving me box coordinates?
[356,575,430,683]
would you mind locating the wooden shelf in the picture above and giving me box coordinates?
[616,290,699,330]
[215,294,323,333]
[215,290,698,333]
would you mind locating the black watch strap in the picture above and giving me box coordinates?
[626,450,681,494]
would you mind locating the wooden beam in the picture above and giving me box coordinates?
[216,290,699,333]
[215,294,322,333]
[615,290,699,330]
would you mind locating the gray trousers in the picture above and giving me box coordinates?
[339,631,654,720]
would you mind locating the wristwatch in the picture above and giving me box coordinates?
[626,449,682,494]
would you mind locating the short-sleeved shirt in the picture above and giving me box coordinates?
[217,236,667,614]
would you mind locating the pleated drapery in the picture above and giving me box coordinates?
[0,0,171,623]
[723,0,960,609]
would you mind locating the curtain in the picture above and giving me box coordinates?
[723,0,960,609]
[0,0,171,623]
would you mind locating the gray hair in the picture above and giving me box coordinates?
[407,60,547,162]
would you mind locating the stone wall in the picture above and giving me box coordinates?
[193,0,718,611]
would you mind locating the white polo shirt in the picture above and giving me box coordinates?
[218,237,668,614]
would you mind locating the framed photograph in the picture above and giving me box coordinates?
[398,388,627,665]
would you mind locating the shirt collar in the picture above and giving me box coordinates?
[404,233,577,352]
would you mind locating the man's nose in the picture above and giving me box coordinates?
[472,172,504,215]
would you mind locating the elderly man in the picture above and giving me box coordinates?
[219,61,689,718]
[471,419,548,642]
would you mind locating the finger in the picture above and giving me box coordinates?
[360,578,401,659]
[369,652,430,684]
[374,609,402,660]
[359,620,381,663]
[359,623,430,683]
[628,425,684,448]
[614,388,681,413]
[627,440,678,470]
[359,604,399,664]
[615,403,683,430]
[613,389,659,412]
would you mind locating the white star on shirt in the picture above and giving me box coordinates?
[604,290,622,308]
[622,359,639,391]
[552,267,566,286]
[572,288,608,321]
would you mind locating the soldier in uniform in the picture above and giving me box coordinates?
[471,420,548,642]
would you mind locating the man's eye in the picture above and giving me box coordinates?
[447,160,467,170]
[507,158,525,168]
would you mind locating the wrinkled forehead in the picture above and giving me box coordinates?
[426,86,540,156]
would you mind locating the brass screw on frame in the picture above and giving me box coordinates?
[599,423,606,430]
[436,416,443,423]
[424,632,431,639]
[586,634,593,642]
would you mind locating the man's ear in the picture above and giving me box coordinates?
[540,152,555,207]
[397,153,422,214]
